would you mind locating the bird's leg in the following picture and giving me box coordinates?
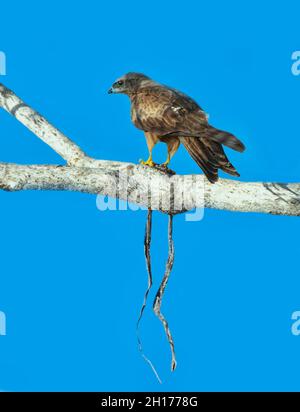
[162,152,171,167]
[161,137,180,169]
[139,133,158,167]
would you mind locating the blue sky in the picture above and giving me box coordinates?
[0,0,300,391]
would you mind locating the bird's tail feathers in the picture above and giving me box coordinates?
[181,137,240,183]
[165,126,245,153]
[205,125,246,153]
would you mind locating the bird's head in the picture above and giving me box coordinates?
[108,72,151,95]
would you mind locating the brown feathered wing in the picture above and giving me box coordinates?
[131,84,245,182]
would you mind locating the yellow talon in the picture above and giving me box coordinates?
[139,156,156,167]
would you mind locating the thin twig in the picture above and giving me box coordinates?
[153,214,177,371]
[136,209,162,384]
[137,209,153,330]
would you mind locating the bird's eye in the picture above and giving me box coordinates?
[117,80,124,86]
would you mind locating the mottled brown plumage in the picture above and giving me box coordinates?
[108,72,245,183]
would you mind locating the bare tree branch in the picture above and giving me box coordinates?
[0,83,92,166]
[0,163,299,216]
[0,82,299,216]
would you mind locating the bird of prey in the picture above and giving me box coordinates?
[108,73,245,183]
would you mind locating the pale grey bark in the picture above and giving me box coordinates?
[0,82,299,216]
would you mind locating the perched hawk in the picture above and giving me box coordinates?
[108,73,245,183]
